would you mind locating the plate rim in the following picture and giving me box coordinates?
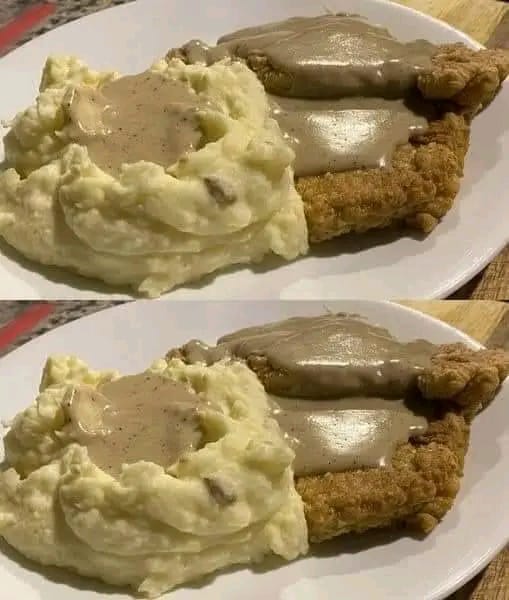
[0,0,484,59]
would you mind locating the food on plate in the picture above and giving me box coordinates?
[170,14,509,242]
[170,312,509,542]
[0,13,508,296]
[0,356,308,597]
[1,313,507,596]
[0,56,308,297]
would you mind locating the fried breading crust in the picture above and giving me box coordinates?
[243,43,509,116]
[167,345,509,417]
[256,345,507,541]
[265,44,508,242]
[297,412,468,542]
[297,112,469,243]
[417,44,509,115]
[249,44,508,242]
[167,343,509,542]
[417,344,509,421]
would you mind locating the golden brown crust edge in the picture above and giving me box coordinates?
[247,43,509,117]
[249,48,477,244]
[243,345,509,421]
[297,412,469,542]
[297,112,470,243]
[418,344,509,421]
[417,44,509,116]
[254,345,508,542]
[250,44,509,244]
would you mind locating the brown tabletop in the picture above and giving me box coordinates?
[451,245,509,300]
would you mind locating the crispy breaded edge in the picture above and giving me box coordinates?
[248,44,509,242]
[297,411,469,542]
[417,44,509,117]
[296,112,470,243]
[170,42,509,118]
[168,42,508,244]
[167,344,509,542]
[245,43,509,117]
[417,344,509,420]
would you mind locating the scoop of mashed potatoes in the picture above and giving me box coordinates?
[0,56,308,297]
[0,355,308,597]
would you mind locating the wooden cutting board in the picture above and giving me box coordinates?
[399,301,509,599]
[400,300,509,347]
[394,0,507,44]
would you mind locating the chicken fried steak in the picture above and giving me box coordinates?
[168,313,509,543]
[168,15,509,243]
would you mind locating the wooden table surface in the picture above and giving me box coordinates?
[401,300,509,599]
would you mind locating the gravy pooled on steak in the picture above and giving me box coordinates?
[216,15,436,98]
[183,313,436,398]
[180,313,436,477]
[270,96,428,176]
[172,14,437,176]
[64,373,203,475]
[65,72,205,176]
[272,396,428,476]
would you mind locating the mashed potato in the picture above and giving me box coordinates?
[0,56,308,297]
[0,355,308,597]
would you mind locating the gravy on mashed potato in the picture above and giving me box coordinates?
[65,72,206,176]
[0,356,307,597]
[0,56,308,297]
[64,374,204,475]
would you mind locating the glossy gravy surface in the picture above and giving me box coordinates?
[184,15,436,98]
[271,395,427,476]
[180,314,434,476]
[183,313,436,397]
[270,96,428,176]
[64,373,203,475]
[65,71,204,175]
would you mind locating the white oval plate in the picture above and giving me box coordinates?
[0,0,508,300]
[0,300,508,599]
